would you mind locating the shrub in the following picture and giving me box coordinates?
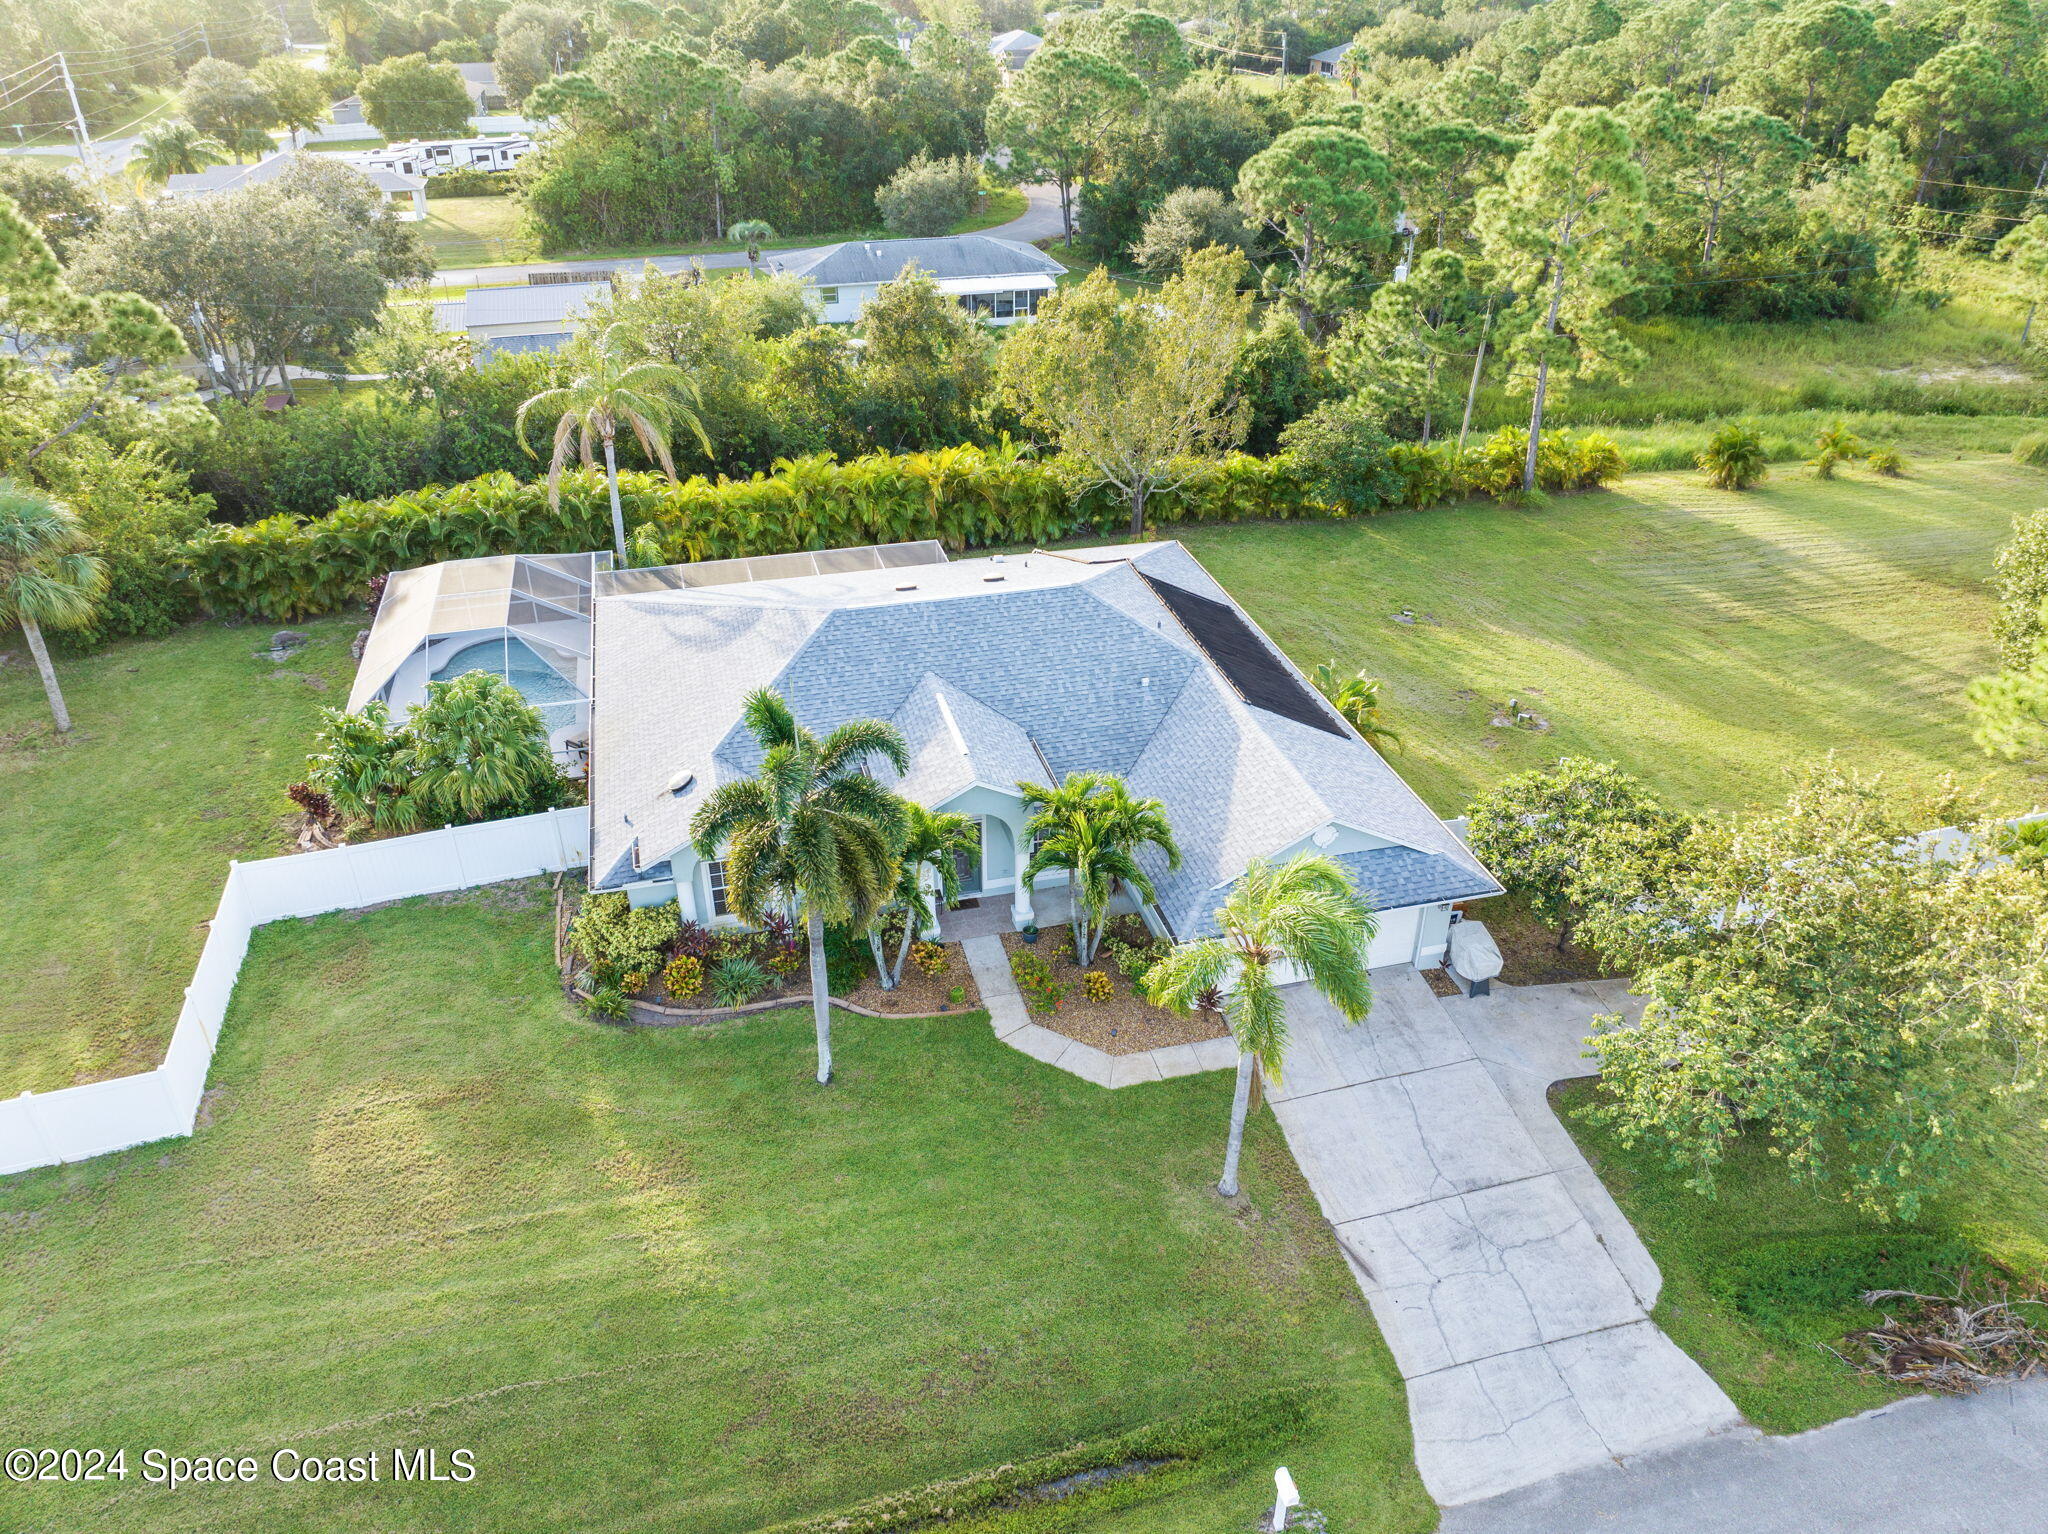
[910,940,949,977]
[2014,433,2048,468]
[1460,427,1627,501]
[1993,510,2048,667]
[1703,1232,1979,1335]
[673,920,716,959]
[1697,422,1769,490]
[1810,420,1865,479]
[569,892,677,976]
[765,940,804,977]
[875,152,982,237]
[621,968,651,994]
[38,442,210,645]
[1082,969,1115,1002]
[711,955,772,1007]
[583,984,630,1021]
[1277,397,1405,513]
[285,782,334,823]
[1009,948,1070,1013]
[1867,444,1908,477]
[423,167,517,199]
[661,954,704,998]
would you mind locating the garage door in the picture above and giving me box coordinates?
[1366,905,1421,969]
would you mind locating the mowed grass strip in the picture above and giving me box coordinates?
[1176,458,2048,815]
[0,889,1428,1534]
[0,619,359,1095]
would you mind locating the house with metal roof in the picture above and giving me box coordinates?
[163,152,427,219]
[989,28,1043,68]
[568,539,1499,970]
[764,235,1067,325]
[1309,40,1355,76]
[434,278,612,355]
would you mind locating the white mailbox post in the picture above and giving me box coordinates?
[1271,1465,1301,1531]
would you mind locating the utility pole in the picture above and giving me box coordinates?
[200,23,214,58]
[1279,29,1287,78]
[276,1,293,48]
[56,53,98,178]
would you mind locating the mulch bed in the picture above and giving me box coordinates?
[998,922,1227,1056]
[1457,894,1619,987]
[837,943,982,1016]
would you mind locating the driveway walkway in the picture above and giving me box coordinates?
[1268,971,1742,1505]
[1444,1379,2048,1532]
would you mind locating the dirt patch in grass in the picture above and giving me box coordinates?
[999,923,1227,1055]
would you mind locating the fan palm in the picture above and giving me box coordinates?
[871,802,980,988]
[1310,662,1402,752]
[0,481,107,734]
[728,218,776,275]
[691,690,910,1083]
[130,120,228,184]
[1020,771,1181,965]
[1145,854,1377,1198]
[516,322,713,563]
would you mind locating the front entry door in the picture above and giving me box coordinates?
[952,819,984,900]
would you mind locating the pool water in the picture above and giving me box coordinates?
[431,638,582,732]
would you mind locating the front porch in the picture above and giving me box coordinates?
[936,882,1081,941]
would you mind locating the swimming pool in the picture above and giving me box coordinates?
[431,637,583,733]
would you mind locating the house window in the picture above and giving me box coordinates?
[993,291,1016,319]
[706,860,731,918]
[818,287,840,306]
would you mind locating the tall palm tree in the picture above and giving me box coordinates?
[1146,854,1377,1198]
[727,218,775,276]
[691,690,910,1083]
[516,322,713,563]
[1020,771,1181,964]
[0,482,107,734]
[130,120,228,184]
[1310,662,1402,752]
[871,802,979,988]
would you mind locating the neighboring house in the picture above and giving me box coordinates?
[989,28,1043,68]
[434,279,611,355]
[162,152,427,219]
[347,551,609,770]
[558,539,1502,967]
[764,235,1067,325]
[1309,41,1354,76]
[345,134,535,178]
[453,61,507,113]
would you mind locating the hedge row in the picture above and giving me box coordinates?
[754,1387,1318,1534]
[177,430,1623,622]
[177,443,1342,621]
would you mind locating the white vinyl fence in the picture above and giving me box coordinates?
[0,808,589,1178]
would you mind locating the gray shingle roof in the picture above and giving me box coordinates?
[587,542,1501,929]
[766,235,1065,287]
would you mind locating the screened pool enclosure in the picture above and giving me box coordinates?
[345,552,611,771]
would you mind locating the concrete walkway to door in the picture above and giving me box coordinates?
[1268,970,1744,1506]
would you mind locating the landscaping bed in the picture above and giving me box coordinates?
[999,918,1228,1055]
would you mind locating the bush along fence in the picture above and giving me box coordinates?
[0,809,590,1178]
[177,429,1626,622]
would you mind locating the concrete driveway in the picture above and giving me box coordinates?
[1267,971,1742,1506]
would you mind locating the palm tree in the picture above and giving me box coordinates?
[1310,662,1402,752]
[517,323,712,563]
[728,218,775,276]
[1020,771,1181,965]
[130,120,228,184]
[1146,854,1377,1198]
[691,690,910,1083]
[871,803,979,988]
[0,481,107,735]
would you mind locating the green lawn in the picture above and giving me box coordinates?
[0,890,1429,1534]
[0,618,359,1096]
[1174,457,2048,816]
[1556,1078,2048,1433]
[418,194,534,266]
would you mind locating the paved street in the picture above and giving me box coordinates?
[1445,1379,2048,1533]
[1268,972,1742,1506]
